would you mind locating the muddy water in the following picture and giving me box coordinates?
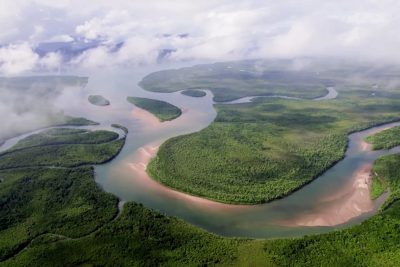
[3,65,399,238]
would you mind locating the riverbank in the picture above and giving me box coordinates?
[128,143,248,212]
[284,164,373,226]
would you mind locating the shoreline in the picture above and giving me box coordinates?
[128,143,378,227]
[128,143,249,212]
[126,101,400,229]
[281,164,373,227]
[131,107,161,128]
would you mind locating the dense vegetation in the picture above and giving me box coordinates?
[7,128,119,152]
[0,167,118,261]
[4,153,400,266]
[2,107,400,266]
[0,127,125,261]
[181,89,207,97]
[2,202,241,267]
[3,61,400,266]
[111,124,129,134]
[140,59,400,102]
[148,94,400,204]
[88,95,110,106]
[365,125,400,150]
[139,60,332,102]
[127,97,182,122]
[60,116,98,126]
[0,139,124,169]
[257,153,400,267]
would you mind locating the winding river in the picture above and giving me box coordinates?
[2,65,399,239]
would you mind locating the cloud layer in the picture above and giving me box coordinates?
[1,0,400,74]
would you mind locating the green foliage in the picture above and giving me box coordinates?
[0,127,125,261]
[139,61,330,102]
[6,128,119,152]
[370,173,387,200]
[0,167,118,261]
[181,89,207,97]
[111,124,129,134]
[6,153,400,267]
[365,126,400,150]
[0,139,125,169]
[149,97,400,204]
[260,153,400,267]
[371,155,400,208]
[88,95,110,106]
[127,97,182,122]
[4,146,400,266]
[61,116,98,126]
[3,203,240,267]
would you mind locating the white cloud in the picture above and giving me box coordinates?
[39,52,62,71]
[0,43,62,75]
[0,43,39,75]
[45,34,74,43]
[1,0,400,72]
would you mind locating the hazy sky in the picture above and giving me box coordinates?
[0,0,399,74]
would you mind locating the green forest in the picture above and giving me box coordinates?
[0,127,125,262]
[365,125,400,150]
[3,61,400,266]
[127,97,182,122]
[88,95,110,106]
[3,149,400,266]
[148,93,400,204]
[139,61,330,102]
[181,89,207,97]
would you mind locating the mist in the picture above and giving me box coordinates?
[0,76,87,144]
[1,1,400,142]
[0,1,400,75]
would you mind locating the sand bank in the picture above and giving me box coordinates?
[128,143,248,213]
[284,164,373,227]
[131,107,161,128]
[359,140,371,151]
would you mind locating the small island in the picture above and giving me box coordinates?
[88,95,110,106]
[127,97,182,122]
[181,89,206,98]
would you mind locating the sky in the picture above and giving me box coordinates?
[0,0,399,75]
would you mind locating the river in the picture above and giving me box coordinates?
[1,65,399,238]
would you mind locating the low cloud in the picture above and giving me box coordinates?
[0,0,400,74]
[0,43,61,75]
[0,77,83,142]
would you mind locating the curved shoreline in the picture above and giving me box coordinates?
[283,164,373,226]
[129,106,400,227]
[8,66,396,238]
[213,87,338,104]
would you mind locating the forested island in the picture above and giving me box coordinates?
[127,97,182,122]
[3,61,400,266]
[148,88,400,204]
[2,138,400,266]
[181,89,207,97]
[88,95,110,106]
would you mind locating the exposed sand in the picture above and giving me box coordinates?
[284,164,373,227]
[359,140,371,151]
[131,107,161,128]
[129,105,379,226]
[129,144,376,226]
[127,143,248,213]
[359,125,393,151]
